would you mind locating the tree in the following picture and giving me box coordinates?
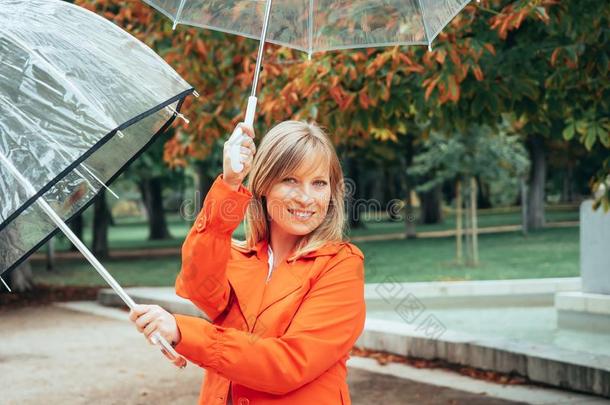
[76,0,256,206]
[78,0,608,217]
[129,133,178,240]
[8,261,34,293]
[68,213,84,252]
[418,0,609,226]
[92,190,110,258]
[409,126,529,265]
[3,229,35,292]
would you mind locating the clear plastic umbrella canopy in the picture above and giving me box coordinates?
[0,0,193,276]
[0,0,192,367]
[146,0,472,54]
[144,0,472,174]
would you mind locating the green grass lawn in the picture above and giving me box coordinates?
[33,227,579,287]
[358,227,579,283]
[33,256,182,287]
[351,206,579,237]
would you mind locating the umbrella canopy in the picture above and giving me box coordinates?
[0,0,194,276]
[144,0,473,173]
[146,0,471,54]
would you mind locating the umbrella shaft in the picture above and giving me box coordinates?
[251,0,273,98]
[0,151,136,308]
[39,198,137,308]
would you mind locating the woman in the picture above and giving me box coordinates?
[130,121,366,405]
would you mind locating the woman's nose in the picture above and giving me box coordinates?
[294,186,313,204]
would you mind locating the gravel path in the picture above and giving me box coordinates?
[0,306,525,405]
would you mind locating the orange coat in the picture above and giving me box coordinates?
[173,174,366,405]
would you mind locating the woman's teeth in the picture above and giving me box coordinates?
[289,209,313,219]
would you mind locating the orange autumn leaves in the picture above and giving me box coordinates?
[75,0,561,165]
[490,0,555,39]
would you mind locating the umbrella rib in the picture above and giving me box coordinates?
[173,0,187,30]
[308,0,314,57]
[426,1,474,45]
[0,149,135,305]
[0,276,11,292]
[415,0,432,49]
[166,106,190,125]
[0,148,186,367]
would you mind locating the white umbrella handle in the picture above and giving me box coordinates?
[228,96,257,173]
[0,151,187,368]
[227,0,272,174]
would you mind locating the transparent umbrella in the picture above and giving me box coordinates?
[144,0,474,172]
[0,0,195,367]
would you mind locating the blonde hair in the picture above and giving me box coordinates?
[232,120,346,261]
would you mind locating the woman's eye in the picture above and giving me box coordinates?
[283,177,297,184]
[314,180,328,186]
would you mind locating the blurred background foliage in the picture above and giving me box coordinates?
[20,0,606,289]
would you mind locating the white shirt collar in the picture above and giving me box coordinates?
[266,245,274,282]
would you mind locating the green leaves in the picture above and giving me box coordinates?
[408,125,530,202]
[562,121,575,141]
[563,117,610,150]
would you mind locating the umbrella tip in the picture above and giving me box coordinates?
[178,113,190,125]
[0,276,11,292]
[167,107,190,125]
[172,21,178,31]
[428,43,432,52]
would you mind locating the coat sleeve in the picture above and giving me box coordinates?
[173,252,366,395]
[175,174,252,321]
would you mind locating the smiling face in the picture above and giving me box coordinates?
[265,153,331,240]
[243,120,346,259]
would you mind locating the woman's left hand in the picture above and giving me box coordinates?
[129,304,181,346]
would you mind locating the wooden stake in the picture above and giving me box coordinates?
[470,176,479,266]
[456,179,463,264]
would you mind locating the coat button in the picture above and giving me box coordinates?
[238,398,249,405]
[196,215,206,232]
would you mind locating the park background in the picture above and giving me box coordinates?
[5,0,606,290]
[2,0,609,404]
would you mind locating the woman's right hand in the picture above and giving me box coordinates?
[223,123,256,189]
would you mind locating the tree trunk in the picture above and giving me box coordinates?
[561,164,574,203]
[194,161,213,214]
[476,177,492,209]
[92,190,109,258]
[464,180,472,264]
[420,185,443,224]
[46,238,55,271]
[470,176,479,266]
[456,179,463,265]
[527,135,546,229]
[521,179,528,236]
[387,171,401,221]
[346,155,365,229]
[404,186,416,238]
[401,135,416,238]
[68,213,84,252]
[8,260,34,292]
[2,229,34,292]
[139,177,171,240]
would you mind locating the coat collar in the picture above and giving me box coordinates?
[237,238,348,261]
[229,238,353,331]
